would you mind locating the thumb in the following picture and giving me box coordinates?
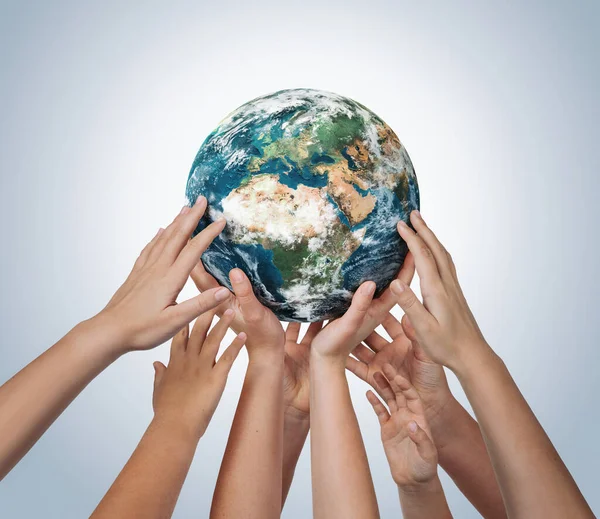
[153,362,167,393]
[407,421,437,463]
[229,268,264,322]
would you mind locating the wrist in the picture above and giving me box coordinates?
[310,348,347,370]
[247,347,285,367]
[151,413,205,444]
[284,405,310,426]
[452,340,502,382]
[397,474,443,495]
[70,314,127,362]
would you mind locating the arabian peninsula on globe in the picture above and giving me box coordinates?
[185,88,420,322]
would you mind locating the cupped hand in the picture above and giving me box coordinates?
[152,309,246,440]
[367,364,438,488]
[391,211,488,370]
[347,312,453,430]
[98,197,231,353]
[283,321,323,417]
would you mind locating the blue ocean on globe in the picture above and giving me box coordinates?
[186,88,419,322]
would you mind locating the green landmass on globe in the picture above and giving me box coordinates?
[186,88,419,322]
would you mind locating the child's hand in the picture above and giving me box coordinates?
[347,313,453,432]
[367,364,438,488]
[98,197,231,354]
[283,322,323,417]
[392,211,488,371]
[151,309,246,440]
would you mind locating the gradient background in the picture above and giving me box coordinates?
[1,0,599,517]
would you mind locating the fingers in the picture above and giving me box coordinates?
[301,321,323,344]
[229,269,264,323]
[132,228,164,272]
[172,218,227,280]
[163,286,231,333]
[397,251,416,285]
[352,343,375,363]
[381,313,404,340]
[170,323,189,360]
[373,371,397,412]
[383,364,424,415]
[343,281,376,329]
[364,331,388,352]
[286,322,301,342]
[370,252,414,314]
[346,356,368,381]
[215,332,247,375]
[152,361,167,393]
[409,211,454,280]
[397,219,443,287]
[201,309,235,363]
[187,310,216,356]
[366,390,390,426]
[390,280,437,335]
[408,421,437,463]
[191,260,220,292]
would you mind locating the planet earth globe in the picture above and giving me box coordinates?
[185,88,419,322]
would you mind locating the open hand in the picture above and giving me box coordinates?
[152,310,246,440]
[283,321,323,417]
[98,197,231,353]
[367,364,438,488]
[391,211,488,370]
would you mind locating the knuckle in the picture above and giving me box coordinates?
[420,245,433,259]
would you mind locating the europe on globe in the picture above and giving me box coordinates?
[185,88,419,322]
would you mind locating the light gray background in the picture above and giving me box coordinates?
[0,0,598,517]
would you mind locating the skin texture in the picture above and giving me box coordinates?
[91,311,245,519]
[0,198,229,480]
[391,210,594,519]
[210,268,285,519]
[348,312,507,518]
[367,364,453,519]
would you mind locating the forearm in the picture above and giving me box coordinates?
[431,397,506,518]
[455,344,593,518]
[282,409,310,507]
[211,352,284,519]
[310,355,379,519]
[91,418,198,519]
[398,476,453,519]
[0,316,122,479]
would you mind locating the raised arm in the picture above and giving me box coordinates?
[391,210,594,518]
[91,311,245,519]
[347,312,506,518]
[367,364,452,519]
[210,269,286,519]
[0,198,229,480]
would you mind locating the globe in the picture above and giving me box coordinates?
[186,88,419,322]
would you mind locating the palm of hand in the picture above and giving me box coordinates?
[381,410,437,486]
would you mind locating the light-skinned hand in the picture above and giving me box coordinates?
[367,364,438,488]
[97,197,231,354]
[152,309,246,440]
[392,211,488,370]
[283,321,323,417]
[347,312,453,430]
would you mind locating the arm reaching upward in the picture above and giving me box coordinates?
[390,210,594,519]
[91,311,245,519]
[0,198,229,480]
[347,312,506,518]
[367,364,452,519]
[210,269,286,519]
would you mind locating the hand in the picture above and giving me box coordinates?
[367,364,438,488]
[283,322,323,417]
[391,211,488,370]
[97,197,231,353]
[347,313,453,432]
[152,309,246,439]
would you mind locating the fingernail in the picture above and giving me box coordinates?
[391,280,405,294]
[408,421,417,433]
[413,210,422,219]
[215,288,230,301]
[195,195,206,206]
[237,332,247,341]
[157,228,164,236]
[180,205,190,215]
[224,308,234,317]
[362,281,376,295]
[397,220,408,230]
[230,269,243,283]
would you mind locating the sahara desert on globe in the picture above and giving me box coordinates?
[186,88,419,322]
